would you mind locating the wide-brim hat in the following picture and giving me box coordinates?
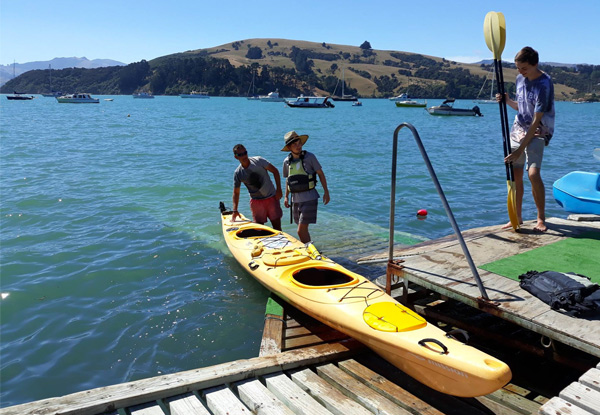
[281,130,309,151]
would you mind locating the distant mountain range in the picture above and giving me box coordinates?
[0,57,125,87]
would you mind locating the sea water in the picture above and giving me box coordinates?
[1,96,598,406]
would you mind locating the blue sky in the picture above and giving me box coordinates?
[1,0,599,66]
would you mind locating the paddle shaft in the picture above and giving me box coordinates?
[493,59,515,182]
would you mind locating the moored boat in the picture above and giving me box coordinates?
[41,91,63,97]
[6,91,34,100]
[427,99,483,116]
[219,203,512,397]
[389,93,409,101]
[553,171,600,215]
[259,89,286,102]
[133,92,155,99]
[286,95,334,108]
[352,101,362,106]
[56,93,99,103]
[180,91,210,98]
[331,67,357,101]
[473,68,496,104]
[395,99,427,108]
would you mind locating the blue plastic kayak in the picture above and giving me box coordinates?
[553,171,600,215]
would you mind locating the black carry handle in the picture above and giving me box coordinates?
[418,338,449,354]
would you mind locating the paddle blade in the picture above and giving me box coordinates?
[484,11,504,59]
[496,12,507,57]
[483,12,494,52]
[506,180,520,230]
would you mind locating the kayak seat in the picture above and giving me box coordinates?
[293,268,355,287]
[236,228,278,238]
[363,302,427,332]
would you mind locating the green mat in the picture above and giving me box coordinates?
[479,232,600,283]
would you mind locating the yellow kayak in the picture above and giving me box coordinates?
[219,204,511,397]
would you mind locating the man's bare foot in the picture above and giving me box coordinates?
[502,220,523,229]
[533,220,547,232]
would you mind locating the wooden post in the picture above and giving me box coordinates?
[260,295,285,356]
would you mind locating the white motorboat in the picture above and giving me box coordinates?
[133,92,155,99]
[56,93,99,103]
[427,99,482,116]
[286,95,334,108]
[180,91,210,98]
[259,89,285,102]
[389,93,408,101]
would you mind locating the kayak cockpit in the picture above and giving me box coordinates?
[292,267,357,288]
[235,228,278,238]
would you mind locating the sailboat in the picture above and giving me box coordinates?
[331,67,357,101]
[246,70,259,100]
[473,68,496,104]
[41,65,63,97]
[6,61,34,100]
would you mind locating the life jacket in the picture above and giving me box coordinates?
[519,270,600,316]
[286,151,317,193]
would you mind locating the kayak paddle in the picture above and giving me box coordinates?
[484,11,520,231]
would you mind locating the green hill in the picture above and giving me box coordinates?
[2,38,597,100]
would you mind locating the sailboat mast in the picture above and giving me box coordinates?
[341,66,345,96]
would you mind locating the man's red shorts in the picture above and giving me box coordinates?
[250,196,283,224]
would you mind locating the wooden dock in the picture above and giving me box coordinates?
[358,217,600,359]
[0,295,568,415]
[5,291,598,415]
[3,216,600,415]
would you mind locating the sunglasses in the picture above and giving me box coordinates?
[235,150,248,157]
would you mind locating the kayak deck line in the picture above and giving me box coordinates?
[358,216,600,360]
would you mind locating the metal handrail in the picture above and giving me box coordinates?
[388,123,489,300]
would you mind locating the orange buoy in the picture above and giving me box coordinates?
[417,209,428,217]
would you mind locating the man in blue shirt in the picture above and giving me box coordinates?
[501,46,555,232]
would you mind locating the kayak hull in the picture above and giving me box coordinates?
[220,206,511,397]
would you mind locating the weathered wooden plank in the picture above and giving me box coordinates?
[164,393,211,415]
[473,396,526,415]
[475,387,541,415]
[264,373,334,415]
[580,367,600,393]
[539,396,595,415]
[559,381,600,415]
[317,363,412,415]
[204,385,248,415]
[338,359,445,415]
[260,296,285,357]
[260,314,284,356]
[284,331,349,350]
[128,401,165,415]
[0,340,361,415]
[291,368,372,415]
[236,378,295,415]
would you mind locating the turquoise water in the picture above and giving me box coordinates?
[1,96,598,407]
